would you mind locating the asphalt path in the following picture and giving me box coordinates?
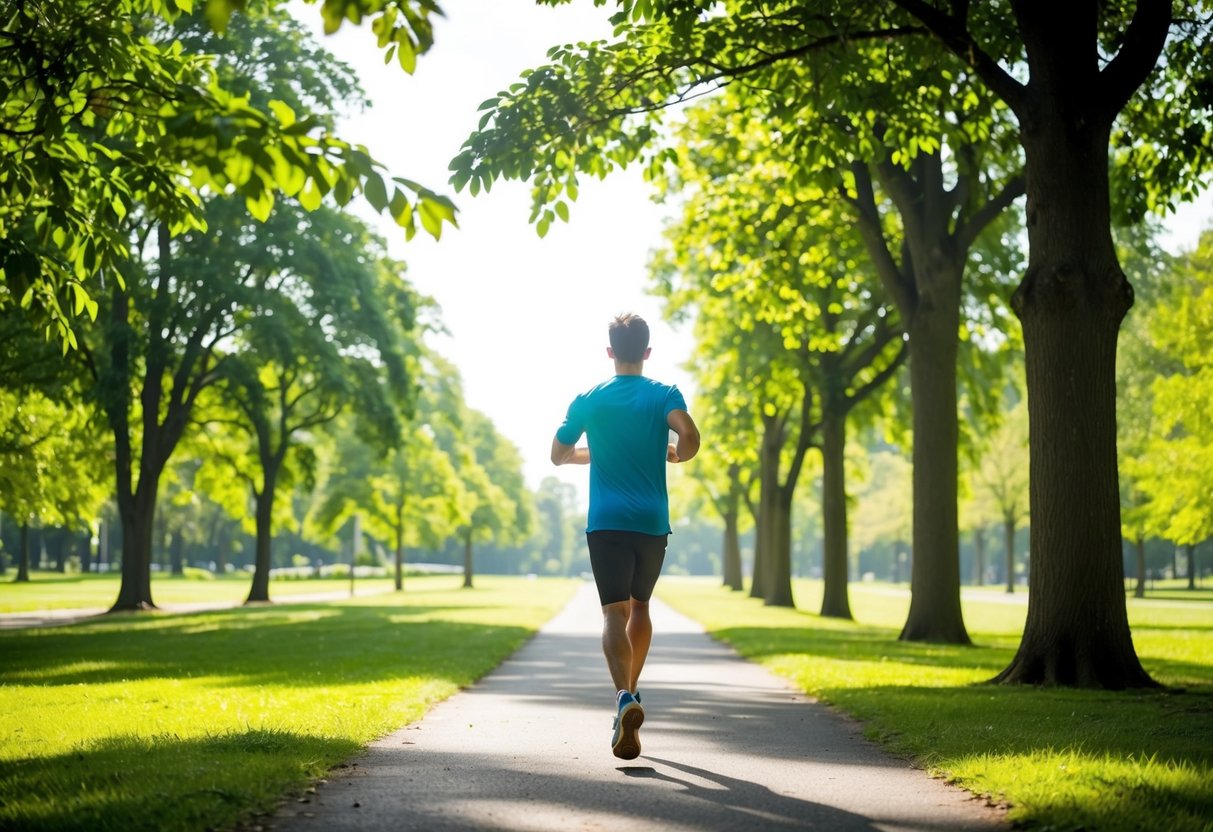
[268,581,1006,832]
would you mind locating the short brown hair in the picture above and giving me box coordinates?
[609,313,650,362]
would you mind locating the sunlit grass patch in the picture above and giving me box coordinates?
[657,577,1213,832]
[0,576,578,831]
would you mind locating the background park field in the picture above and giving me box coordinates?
[1,574,1209,831]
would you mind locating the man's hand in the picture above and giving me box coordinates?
[667,443,680,463]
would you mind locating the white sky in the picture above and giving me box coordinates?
[297,1,1212,500]
[296,1,694,501]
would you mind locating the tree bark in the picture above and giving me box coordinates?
[973,526,987,586]
[1134,534,1146,599]
[1187,545,1197,591]
[819,408,852,619]
[750,418,781,600]
[1004,516,1016,594]
[16,523,30,582]
[765,487,795,607]
[721,463,743,591]
[462,527,474,589]
[996,76,1154,686]
[169,530,184,576]
[395,499,406,592]
[245,455,282,605]
[899,278,970,643]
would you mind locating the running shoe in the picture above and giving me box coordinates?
[611,691,644,760]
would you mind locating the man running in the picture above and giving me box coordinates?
[550,313,700,760]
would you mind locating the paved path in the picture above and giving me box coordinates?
[270,582,1005,832]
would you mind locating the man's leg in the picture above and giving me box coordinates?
[626,597,652,693]
[601,600,633,693]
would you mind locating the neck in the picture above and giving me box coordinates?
[614,361,645,376]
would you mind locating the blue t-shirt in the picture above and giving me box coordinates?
[555,375,687,535]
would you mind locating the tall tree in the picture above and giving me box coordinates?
[887,0,1209,686]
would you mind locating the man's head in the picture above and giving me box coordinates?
[608,313,651,363]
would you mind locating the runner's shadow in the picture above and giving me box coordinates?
[614,756,883,830]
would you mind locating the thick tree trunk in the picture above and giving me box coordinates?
[973,526,987,586]
[111,481,158,611]
[996,102,1154,687]
[819,409,852,619]
[750,423,781,600]
[1004,517,1016,594]
[1134,535,1146,599]
[462,528,474,589]
[765,489,794,607]
[900,285,969,643]
[16,523,30,582]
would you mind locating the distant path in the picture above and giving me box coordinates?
[268,581,1006,832]
[0,585,395,630]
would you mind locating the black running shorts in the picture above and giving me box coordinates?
[586,530,669,606]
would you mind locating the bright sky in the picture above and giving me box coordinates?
[296,1,695,501]
[297,1,1212,501]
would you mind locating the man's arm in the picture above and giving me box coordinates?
[551,437,591,466]
[666,409,700,463]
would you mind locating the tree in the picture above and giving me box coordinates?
[0,0,454,338]
[887,0,1210,686]
[1132,230,1213,565]
[191,199,417,603]
[533,476,581,576]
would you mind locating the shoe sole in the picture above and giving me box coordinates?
[612,703,644,760]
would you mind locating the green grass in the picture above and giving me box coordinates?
[0,570,405,613]
[657,577,1213,832]
[0,575,578,831]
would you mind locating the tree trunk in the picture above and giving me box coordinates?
[395,499,405,592]
[169,530,184,576]
[819,408,852,619]
[900,282,969,643]
[721,464,743,591]
[750,420,781,600]
[462,527,474,589]
[81,527,93,574]
[1187,545,1197,591]
[111,480,158,611]
[973,526,987,586]
[55,530,66,573]
[1004,516,1016,594]
[1134,534,1146,599]
[246,459,281,604]
[765,488,794,607]
[16,523,31,582]
[996,93,1153,687]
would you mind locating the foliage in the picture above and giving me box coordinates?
[0,0,455,342]
[1131,230,1213,546]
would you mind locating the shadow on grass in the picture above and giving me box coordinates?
[0,728,359,832]
[0,602,532,689]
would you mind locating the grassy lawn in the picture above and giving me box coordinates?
[0,575,578,831]
[657,577,1213,832]
[0,571,409,613]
